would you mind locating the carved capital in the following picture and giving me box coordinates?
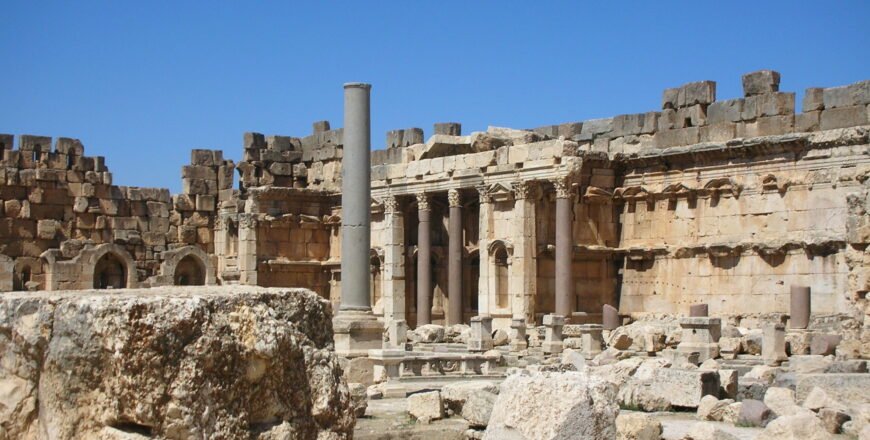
[552,178,572,199]
[384,194,399,214]
[512,181,530,200]
[476,185,491,204]
[447,189,461,208]
[416,193,431,211]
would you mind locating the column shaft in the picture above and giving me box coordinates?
[555,191,573,317]
[339,83,371,311]
[417,201,432,325]
[448,194,463,325]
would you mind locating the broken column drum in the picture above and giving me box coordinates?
[602,304,620,330]
[790,285,811,329]
[447,189,463,325]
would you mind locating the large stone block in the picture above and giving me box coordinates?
[707,98,744,124]
[646,368,720,408]
[742,70,781,96]
[0,286,354,439]
[484,372,618,440]
[654,127,700,148]
[678,81,716,107]
[819,105,868,130]
[795,373,870,404]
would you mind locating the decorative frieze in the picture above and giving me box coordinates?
[447,188,461,208]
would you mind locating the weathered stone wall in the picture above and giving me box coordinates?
[0,137,229,291]
[0,286,354,439]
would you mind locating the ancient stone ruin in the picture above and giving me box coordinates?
[1,71,869,439]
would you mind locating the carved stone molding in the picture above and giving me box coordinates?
[476,185,491,205]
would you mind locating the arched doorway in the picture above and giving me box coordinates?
[94,253,127,289]
[174,255,205,286]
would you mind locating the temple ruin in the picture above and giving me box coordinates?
[2,70,869,438]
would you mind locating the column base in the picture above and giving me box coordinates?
[333,309,383,358]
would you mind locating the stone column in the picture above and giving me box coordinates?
[416,193,432,326]
[468,315,494,352]
[447,189,463,325]
[340,82,372,311]
[509,318,528,351]
[603,304,620,330]
[578,324,604,359]
[333,82,382,357]
[762,323,787,366]
[554,178,574,319]
[511,181,537,323]
[477,185,492,315]
[237,214,258,285]
[382,194,406,323]
[790,285,811,329]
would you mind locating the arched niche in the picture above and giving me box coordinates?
[94,252,127,289]
[159,245,216,286]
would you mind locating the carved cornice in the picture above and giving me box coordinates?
[447,189,461,208]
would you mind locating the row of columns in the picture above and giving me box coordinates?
[409,178,575,327]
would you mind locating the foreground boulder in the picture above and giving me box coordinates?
[440,381,499,428]
[483,371,618,439]
[0,286,354,440]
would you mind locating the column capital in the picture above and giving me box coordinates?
[512,181,537,200]
[416,193,431,211]
[448,188,462,208]
[384,194,400,214]
[552,178,573,199]
[476,184,492,204]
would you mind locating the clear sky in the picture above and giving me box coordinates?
[1,1,868,193]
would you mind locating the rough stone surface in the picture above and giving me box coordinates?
[682,423,739,440]
[0,286,354,440]
[755,413,830,440]
[615,412,662,440]
[440,381,499,428]
[407,391,443,423]
[697,395,734,422]
[483,371,618,440]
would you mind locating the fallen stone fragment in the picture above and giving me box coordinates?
[697,395,734,421]
[441,381,499,428]
[755,412,830,440]
[763,387,810,418]
[681,422,739,440]
[615,412,662,440]
[738,399,773,427]
[817,407,850,434]
[407,391,443,423]
[483,371,618,440]
[348,383,368,418]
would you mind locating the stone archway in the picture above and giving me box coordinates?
[174,255,205,286]
[94,252,127,289]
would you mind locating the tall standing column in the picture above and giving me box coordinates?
[416,193,432,326]
[477,185,492,315]
[340,82,372,312]
[333,82,381,358]
[448,189,463,325]
[511,181,537,323]
[382,194,406,323]
[554,178,574,319]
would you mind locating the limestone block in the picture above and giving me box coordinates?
[646,368,720,408]
[196,195,215,212]
[795,373,870,404]
[181,165,216,180]
[803,87,825,112]
[697,395,735,421]
[407,391,443,423]
[738,399,773,427]
[679,81,716,107]
[441,381,499,428]
[707,99,744,124]
[795,111,820,132]
[36,219,59,240]
[683,423,739,440]
[675,104,707,128]
[817,407,851,434]
[654,127,700,148]
[483,372,618,440]
[820,105,868,130]
[756,413,830,440]
[742,70,781,96]
[615,412,662,440]
[738,115,794,137]
[662,88,679,109]
[0,286,353,439]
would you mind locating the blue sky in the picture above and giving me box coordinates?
[1,1,868,193]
